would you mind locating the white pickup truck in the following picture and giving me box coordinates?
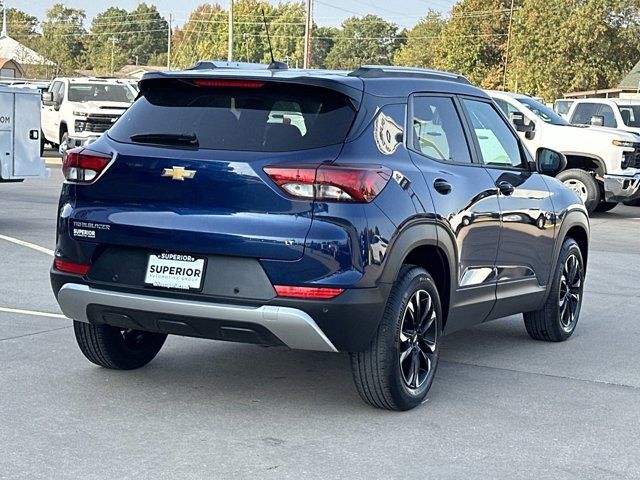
[0,84,47,182]
[488,91,640,213]
[41,77,135,154]
[567,98,640,136]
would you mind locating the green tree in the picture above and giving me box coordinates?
[311,26,338,68]
[170,1,307,69]
[1,8,39,46]
[85,4,169,75]
[125,3,168,65]
[436,0,521,88]
[510,0,640,100]
[324,15,402,70]
[393,10,446,68]
[170,3,227,68]
[84,7,129,75]
[36,3,86,75]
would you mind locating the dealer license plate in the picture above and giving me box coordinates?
[144,253,206,291]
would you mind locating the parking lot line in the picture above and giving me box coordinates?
[0,234,54,256]
[0,306,65,319]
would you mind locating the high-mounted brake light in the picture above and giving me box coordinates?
[263,164,392,203]
[274,285,344,299]
[62,148,112,184]
[54,259,90,276]
[193,79,265,89]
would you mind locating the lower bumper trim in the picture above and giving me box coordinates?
[603,173,640,202]
[57,283,337,352]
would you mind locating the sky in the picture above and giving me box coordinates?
[14,0,456,29]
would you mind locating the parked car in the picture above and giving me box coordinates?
[41,77,136,155]
[567,98,640,136]
[553,98,574,119]
[489,91,640,213]
[51,64,590,411]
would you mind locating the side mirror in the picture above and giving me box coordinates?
[42,91,53,105]
[536,147,567,176]
[509,111,535,133]
[590,115,604,127]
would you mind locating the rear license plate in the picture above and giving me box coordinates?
[144,253,206,291]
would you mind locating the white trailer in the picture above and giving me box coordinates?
[0,84,48,182]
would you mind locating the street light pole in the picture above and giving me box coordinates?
[303,0,313,69]
[109,36,117,77]
[228,0,234,62]
[502,0,515,90]
[167,13,172,69]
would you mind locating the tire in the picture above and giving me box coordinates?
[73,321,167,370]
[40,132,45,157]
[594,201,618,213]
[556,169,600,214]
[523,238,584,342]
[350,266,442,411]
[59,130,68,156]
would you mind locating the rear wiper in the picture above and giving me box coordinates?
[130,133,199,147]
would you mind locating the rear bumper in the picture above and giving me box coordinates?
[58,283,338,352]
[603,173,640,202]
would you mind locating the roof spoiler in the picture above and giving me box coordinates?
[186,60,288,71]
[349,65,471,85]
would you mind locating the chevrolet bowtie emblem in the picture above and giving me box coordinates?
[162,167,196,181]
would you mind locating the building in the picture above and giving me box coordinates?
[0,57,24,79]
[563,59,640,100]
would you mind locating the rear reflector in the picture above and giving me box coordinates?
[54,259,90,276]
[264,164,391,203]
[62,148,112,184]
[274,285,344,299]
[193,79,265,89]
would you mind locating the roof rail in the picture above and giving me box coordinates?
[186,60,288,71]
[348,65,470,84]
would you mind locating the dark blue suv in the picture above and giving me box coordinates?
[51,64,590,410]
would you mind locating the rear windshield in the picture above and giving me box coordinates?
[108,80,357,152]
[69,84,135,103]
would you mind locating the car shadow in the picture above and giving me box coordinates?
[72,318,535,412]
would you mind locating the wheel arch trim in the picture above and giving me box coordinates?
[379,220,457,317]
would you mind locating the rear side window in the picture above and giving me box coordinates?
[554,100,573,115]
[571,103,597,125]
[108,80,356,152]
[411,96,472,164]
[596,104,617,128]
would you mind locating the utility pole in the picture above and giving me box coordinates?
[167,13,172,69]
[502,0,515,90]
[228,0,234,62]
[109,37,117,77]
[303,0,312,69]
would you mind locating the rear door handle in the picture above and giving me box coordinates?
[497,181,515,196]
[433,178,452,195]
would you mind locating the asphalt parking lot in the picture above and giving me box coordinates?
[1,153,639,480]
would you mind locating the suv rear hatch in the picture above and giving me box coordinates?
[68,76,360,261]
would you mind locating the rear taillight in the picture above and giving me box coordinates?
[62,148,112,184]
[263,164,391,203]
[274,285,344,299]
[54,259,90,276]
